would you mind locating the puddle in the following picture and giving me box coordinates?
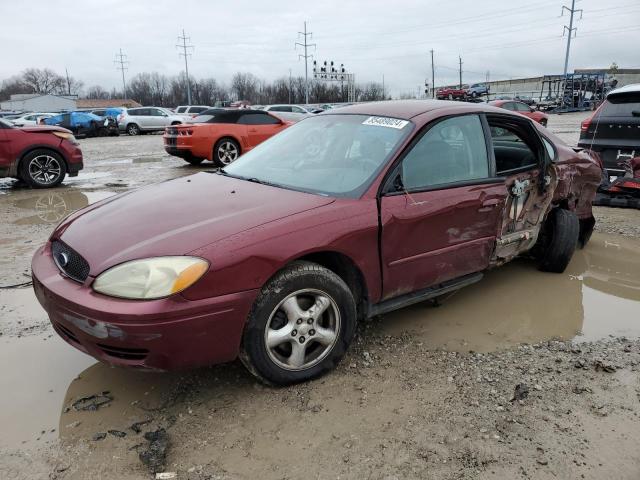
[12,190,115,225]
[0,332,95,449]
[0,232,639,450]
[380,232,640,351]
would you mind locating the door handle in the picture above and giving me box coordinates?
[477,199,501,213]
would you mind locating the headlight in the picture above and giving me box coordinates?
[93,256,209,300]
[52,131,79,145]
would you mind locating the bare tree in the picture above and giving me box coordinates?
[231,72,259,102]
[0,75,33,100]
[86,85,110,99]
[21,68,65,94]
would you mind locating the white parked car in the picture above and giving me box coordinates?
[11,112,55,126]
[117,107,184,135]
[263,104,323,114]
[174,105,211,119]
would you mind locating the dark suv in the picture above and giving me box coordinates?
[578,83,640,177]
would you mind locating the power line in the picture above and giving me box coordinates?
[177,29,194,105]
[114,48,129,97]
[295,21,316,105]
[562,0,583,79]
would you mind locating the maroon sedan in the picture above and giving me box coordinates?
[0,118,83,187]
[32,101,601,385]
[489,100,549,126]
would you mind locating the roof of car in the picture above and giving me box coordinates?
[607,83,640,98]
[193,109,273,123]
[321,100,494,120]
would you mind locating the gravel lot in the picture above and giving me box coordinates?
[1,112,639,480]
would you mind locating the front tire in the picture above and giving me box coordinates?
[213,138,240,167]
[240,261,357,385]
[19,149,67,188]
[537,209,579,273]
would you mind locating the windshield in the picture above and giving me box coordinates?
[223,114,413,197]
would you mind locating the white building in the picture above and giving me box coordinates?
[0,93,78,112]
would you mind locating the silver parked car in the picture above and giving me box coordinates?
[117,107,183,135]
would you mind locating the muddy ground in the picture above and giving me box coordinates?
[1,112,639,479]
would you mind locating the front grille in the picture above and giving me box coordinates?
[51,240,90,283]
[96,343,149,361]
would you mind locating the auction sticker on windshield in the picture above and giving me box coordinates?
[362,116,409,129]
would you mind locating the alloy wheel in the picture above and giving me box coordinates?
[217,141,239,164]
[264,289,341,371]
[28,155,62,185]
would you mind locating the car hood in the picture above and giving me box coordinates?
[53,173,335,276]
[20,125,73,134]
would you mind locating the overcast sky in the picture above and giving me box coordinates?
[1,0,639,97]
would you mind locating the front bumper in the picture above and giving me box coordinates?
[32,244,258,370]
[61,142,83,177]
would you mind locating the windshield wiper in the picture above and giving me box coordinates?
[244,177,280,187]
[217,169,283,189]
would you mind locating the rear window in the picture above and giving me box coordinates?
[176,107,186,113]
[601,96,640,117]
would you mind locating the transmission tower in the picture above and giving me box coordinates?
[562,0,583,79]
[177,29,195,105]
[295,21,316,105]
[114,48,129,98]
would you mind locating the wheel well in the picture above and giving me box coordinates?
[18,147,67,177]
[171,121,181,125]
[297,251,369,320]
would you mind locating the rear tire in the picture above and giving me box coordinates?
[240,261,357,386]
[19,149,67,188]
[213,138,240,167]
[538,209,580,273]
[126,123,140,136]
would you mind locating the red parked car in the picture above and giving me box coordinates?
[436,86,468,100]
[490,100,549,126]
[0,118,83,187]
[32,101,601,385]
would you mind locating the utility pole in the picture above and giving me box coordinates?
[288,68,292,104]
[114,48,128,98]
[382,74,385,100]
[177,29,194,105]
[562,0,582,79]
[458,55,463,89]
[295,21,315,105]
[430,49,435,98]
[65,68,71,96]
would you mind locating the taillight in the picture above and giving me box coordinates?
[582,103,605,132]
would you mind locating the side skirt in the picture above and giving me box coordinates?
[368,272,483,318]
